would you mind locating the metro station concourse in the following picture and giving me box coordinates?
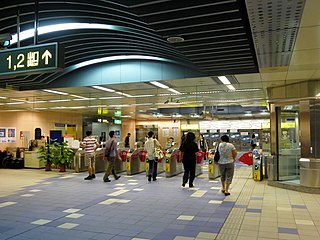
[1,1,320,240]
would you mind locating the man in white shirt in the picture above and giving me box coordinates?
[144,131,161,182]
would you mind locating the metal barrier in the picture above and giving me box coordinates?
[300,158,320,187]
[165,148,183,177]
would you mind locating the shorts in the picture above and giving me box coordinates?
[85,153,95,166]
[219,163,234,184]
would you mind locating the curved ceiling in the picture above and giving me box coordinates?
[0,0,258,90]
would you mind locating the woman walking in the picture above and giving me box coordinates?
[217,135,237,196]
[179,132,199,188]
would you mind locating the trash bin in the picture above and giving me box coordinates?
[300,158,320,187]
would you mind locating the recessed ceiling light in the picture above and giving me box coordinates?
[92,86,115,92]
[167,36,184,43]
[44,89,68,95]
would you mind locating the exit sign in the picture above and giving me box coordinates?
[0,42,64,76]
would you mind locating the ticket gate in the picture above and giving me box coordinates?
[165,149,183,177]
[145,151,166,175]
[195,151,204,176]
[119,149,128,173]
[126,148,146,175]
[253,149,263,181]
[74,149,105,173]
[208,152,220,179]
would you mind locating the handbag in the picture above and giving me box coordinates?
[154,140,164,160]
[105,140,114,157]
[214,143,220,163]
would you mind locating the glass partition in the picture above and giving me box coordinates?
[277,105,301,181]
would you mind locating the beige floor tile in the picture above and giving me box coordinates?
[299,235,320,240]
[215,234,237,240]
[196,232,217,239]
[258,231,279,238]
[258,226,278,233]
[237,230,258,237]
[278,233,300,240]
[236,236,258,240]
[174,237,195,240]
[297,229,320,236]
[241,220,260,226]
[220,228,239,235]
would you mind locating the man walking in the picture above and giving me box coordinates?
[103,131,121,182]
[144,131,161,182]
[82,131,99,180]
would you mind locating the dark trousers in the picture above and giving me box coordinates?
[182,161,196,185]
[148,160,158,180]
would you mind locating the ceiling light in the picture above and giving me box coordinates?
[129,94,155,98]
[150,81,169,89]
[92,86,115,92]
[33,107,48,110]
[0,96,7,99]
[167,36,184,43]
[68,106,86,109]
[167,88,181,94]
[50,106,67,109]
[48,99,70,103]
[316,93,320,97]
[121,115,132,118]
[27,100,47,104]
[71,94,88,99]
[44,89,69,95]
[74,98,96,101]
[115,91,132,97]
[6,102,25,105]
[218,76,231,85]
[226,85,236,91]
[99,97,123,100]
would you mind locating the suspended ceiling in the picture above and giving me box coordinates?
[0,0,319,120]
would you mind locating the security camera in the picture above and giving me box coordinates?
[0,33,12,48]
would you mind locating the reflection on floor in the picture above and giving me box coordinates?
[0,164,320,240]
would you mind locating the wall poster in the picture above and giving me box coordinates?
[162,127,169,137]
[0,127,16,143]
[172,127,179,137]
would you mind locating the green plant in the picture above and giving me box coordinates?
[38,142,74,170]
[38,143,54,165]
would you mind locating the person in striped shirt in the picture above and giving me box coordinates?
[82,131,99,180]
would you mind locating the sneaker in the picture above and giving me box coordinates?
[115,176,121,180]
[224,192,230,196]
[104,178,111,182]
[153,178,157,181]
[148,176,151,182]
[91,174,96,179]
[84,175,93,180]
[182,183,185,187]
[189,184,194,188]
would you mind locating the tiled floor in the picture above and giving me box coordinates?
[0,165,320,240]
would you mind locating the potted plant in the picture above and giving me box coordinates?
[58,142,74,172]
[38,143,54,171]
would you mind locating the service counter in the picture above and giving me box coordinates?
[24,151,45,168]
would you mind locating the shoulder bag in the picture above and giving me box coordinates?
[105,140,114,157]
[154,139,164,161]
[214,143,220,163]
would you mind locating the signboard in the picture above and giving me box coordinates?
[114,119,122,124]
[0,42,64,76]
[114,110,122,117]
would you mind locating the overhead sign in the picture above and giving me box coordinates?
[0,42,64,76]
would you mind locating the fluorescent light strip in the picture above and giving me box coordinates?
[74,98,97,101]
[92,86,115,92]
[33,107,48,110]
[115,91,132,97]
[227,85,236,91]
[99,97,123,100]
[6,102,25,105]
[0,96,7,99]
[150,81,169,89]
[128,94,155,98]
[27,100,47,104]
[70,94,88,99]
[50,106,67,109]
[88,105,107,108]
[218,76,231,84]
[49,99,70,103]
[68,106,86,109]
[168,88,181,94]
[44,89,69,95]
